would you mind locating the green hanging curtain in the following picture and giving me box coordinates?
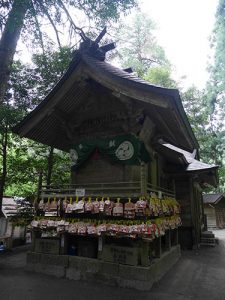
[70,134,150,169]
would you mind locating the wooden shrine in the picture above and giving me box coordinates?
[13,29,218,289]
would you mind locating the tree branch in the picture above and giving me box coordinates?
[142,57,159,65]
[30,0,45,56]
[37,0,62,49]
[57,0,85,36]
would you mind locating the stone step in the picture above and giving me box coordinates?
[200,242,215,247]
[201,231,215,239]
[201,234,215,239]
[201,237,215,242]
[200,235,216,247]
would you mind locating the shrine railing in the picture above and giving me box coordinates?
[39,182,175,199]
[40,182,141,198]
[147,183,175,198]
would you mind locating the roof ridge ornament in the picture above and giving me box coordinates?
[79,27,116,61]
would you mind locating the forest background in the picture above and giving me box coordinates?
[0,0,225,211]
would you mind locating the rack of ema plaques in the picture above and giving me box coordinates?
[30,193,181,268]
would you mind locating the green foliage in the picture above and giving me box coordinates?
[30,46,73,101]
[208,0,225,98]
[182,87,207,139]
[116,12,170,77]
[206,0,225,124]
[182,86,225,192]
[0,105,22,131]
[5,139,70,197]
[0,0,137,51]
[204,0,225,191]
[1,47,73,198]
[144,66,177,88]
[67,0,137,22]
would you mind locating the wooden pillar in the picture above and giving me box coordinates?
[155,237,161,258]
[97,236,104,259]
[171,228,179,246]
[31,230,39,252]
[140,162,147,195]
[140,240,150,266]
[165,230,171,251]
[175,228,178,245]
[190,178,199,249]
[60,233,67,255]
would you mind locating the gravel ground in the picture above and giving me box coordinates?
[1,231,225,300]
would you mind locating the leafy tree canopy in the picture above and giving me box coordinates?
[0,0,138,106]
[115,12,170,77]
[204,0,225,191]
[1,46,73,201]
[144,66,177,88]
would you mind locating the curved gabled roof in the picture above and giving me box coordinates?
[13,50,198,152]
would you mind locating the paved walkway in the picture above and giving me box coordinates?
[1,231,225,300]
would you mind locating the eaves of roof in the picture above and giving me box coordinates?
[13,51,199,152]
[156,141,218,188]
[13,52,83,134]
[203,193,224,204]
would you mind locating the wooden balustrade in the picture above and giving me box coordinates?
[39,181,175,199]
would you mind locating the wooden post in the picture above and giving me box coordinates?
[31,230,38,252]
[140,162,147,195]
[60,233,67,255]
[174,228,178,245]
[97,236,104,259]
[165,230,171,251]
[155,237,161,258]
[140,240,150,266]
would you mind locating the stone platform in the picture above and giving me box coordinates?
[26,245,180,291]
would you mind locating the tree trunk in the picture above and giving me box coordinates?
[0,129,8,214]
[0,0,30,105]
[46,147,54,187]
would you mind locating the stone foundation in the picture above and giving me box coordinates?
[26,245,180,291]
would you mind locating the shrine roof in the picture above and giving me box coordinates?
[13,46,198,153]
[203,193,224,204]
[155,140,218,187]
